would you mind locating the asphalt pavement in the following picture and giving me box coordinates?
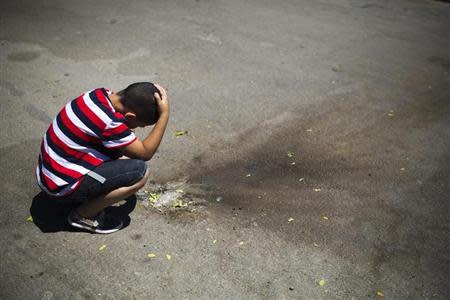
[1,0,449,299]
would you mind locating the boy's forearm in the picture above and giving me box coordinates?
[142,113,169,159]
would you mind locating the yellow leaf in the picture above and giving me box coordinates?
[319,279,326,286]
[175,130,187,136]
[147,253,156,258]
[376,291,384,297]
[26,216,33,222]
[166,254,171,260]
[148,193,161,203]
[172,199,188,208]
[212,239,217,244]
[322,216,329,220]
[239,241,244,245]
[99,245,107,251]
[288,217,294,222]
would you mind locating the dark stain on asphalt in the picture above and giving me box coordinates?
[12,233,23,240]
[360,3,384,9]
[24,103,53,124]
[30,271,44,279]
[130,233,142,240]
[427,56,450,71]
[182,87,450,285]
[0,139,41,192]
[0,80,24,97]
[80,293,93,300]
[7,50,40,62]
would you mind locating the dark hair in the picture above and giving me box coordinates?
[117,82,160,125]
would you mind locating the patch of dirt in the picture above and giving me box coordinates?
[137,180,209,221]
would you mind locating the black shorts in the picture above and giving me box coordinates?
[63,159,147,203]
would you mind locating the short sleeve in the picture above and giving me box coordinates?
[102,119,136,149]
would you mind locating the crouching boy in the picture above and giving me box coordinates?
[36,82,169,233]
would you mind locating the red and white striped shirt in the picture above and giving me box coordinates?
[36,88,136,196]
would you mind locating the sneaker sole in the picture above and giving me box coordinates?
[68,217,123,234]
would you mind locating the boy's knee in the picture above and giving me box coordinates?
[130,159,147,178]
[133,160,149,188]
[143,168,150,181]
[137,169,150,188]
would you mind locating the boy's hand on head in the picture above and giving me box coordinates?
[154,83,169,116]
[112,84,170,160]
[115,82,170,162]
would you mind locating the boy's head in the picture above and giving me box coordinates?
[116,82,160,128]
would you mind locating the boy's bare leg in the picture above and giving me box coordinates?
[76,169,149,219]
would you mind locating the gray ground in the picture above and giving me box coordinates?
[1,0,449,299]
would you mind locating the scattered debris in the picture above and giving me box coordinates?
[298,178,305,182]
[388,111,395,117]
[172,199,190,208]
[239,241,244,245]
[216,197,222,202]
[212,240,217,244]
[175,130,188,136]
[314,188,321,192]
[400,168,405,171]
[319,279,326,287]
[322,216,329,220]
[166,254,172,260]
[287,151,294,158]
[26,216,33,222]
[137,180,205,213]
[313,243,319,247]
[99,245,107,251]
[155,191,183,208]
[246,174,251,177]
[147,253,156,258]
[288,217,294,222]
[376,291,384,297]
[332,65,342,72]
[290,162,296,165]
[148,192,161,204]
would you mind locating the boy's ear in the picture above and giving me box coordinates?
[124,111,137,120]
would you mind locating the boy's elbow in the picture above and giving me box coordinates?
[132,143,155,161]
[141,148,156,161]
[141,154,153,161]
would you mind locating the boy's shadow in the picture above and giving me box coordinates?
[30,192,137,233]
